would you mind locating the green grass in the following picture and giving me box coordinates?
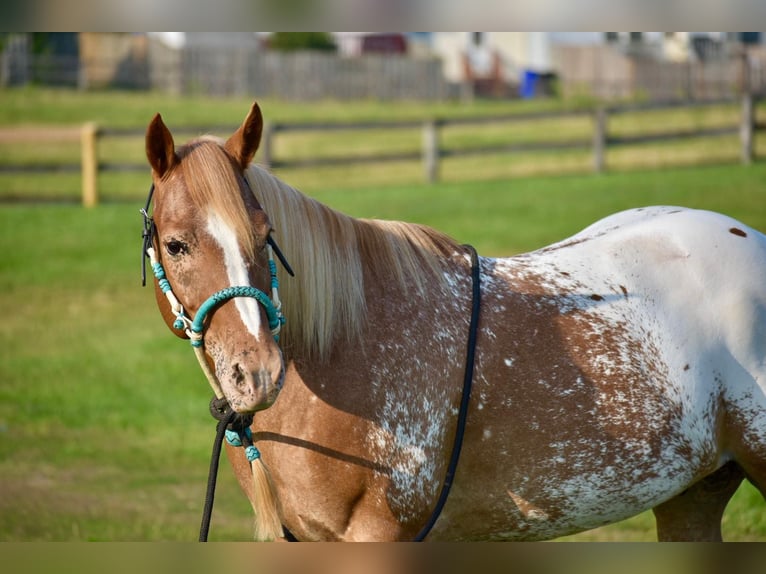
[0,86,583,126]
[2,161,766,541]
[0,205,255,540]
[309,163,766,256]
[1,87,765,540]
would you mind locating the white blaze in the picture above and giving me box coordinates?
[206,212,262,340]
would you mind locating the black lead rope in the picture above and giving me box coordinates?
[412,244,481,541]
[198,245,481,542]
[199,398,252,542]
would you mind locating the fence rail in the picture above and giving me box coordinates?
[0,95,760,206]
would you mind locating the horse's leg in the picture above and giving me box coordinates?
[651,461,745,541]
[340,491,406,541]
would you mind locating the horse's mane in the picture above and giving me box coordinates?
[175,138,460,360]
[244,164,461,361]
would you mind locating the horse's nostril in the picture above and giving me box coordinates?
[234,363,246,386]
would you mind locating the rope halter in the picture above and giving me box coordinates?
[145,243,285,400]
[142,175,293,542]
[147,244,285,341]
[141,182,291,401]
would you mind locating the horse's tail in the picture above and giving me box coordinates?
[249,457,283,541]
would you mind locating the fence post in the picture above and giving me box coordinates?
[423,120,439,184]
[261,122,274,169]
[81,122,99,207]
[592,107,607,173]
[740,92,754,165]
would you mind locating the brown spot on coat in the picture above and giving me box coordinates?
[729,228,747,238]
[590,294,604,301]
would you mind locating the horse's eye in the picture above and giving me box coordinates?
[165,240,186,256]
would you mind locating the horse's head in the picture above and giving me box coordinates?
[144,102,285,413]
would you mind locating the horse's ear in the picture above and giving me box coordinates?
[224,101,263,170]
[146,113,177,178]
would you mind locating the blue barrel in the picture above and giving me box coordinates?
[520,69,539,99]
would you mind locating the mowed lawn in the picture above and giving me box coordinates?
[2,160,766,541]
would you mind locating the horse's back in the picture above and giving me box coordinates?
[565,206,766,396]
[590,206,766,520]
[561,206,766,280]
[545,206,766,330]
[539,206,766,444]
[454,206,766,540]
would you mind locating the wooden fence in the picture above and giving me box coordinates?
[0,95,760,206]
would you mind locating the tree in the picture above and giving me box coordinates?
[268,32,336,52]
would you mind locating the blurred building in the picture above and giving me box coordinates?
[334,33,408,56]
[2,32,765,100]
[552,32,766,100]
[431,32,555,99]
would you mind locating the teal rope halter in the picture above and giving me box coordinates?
[192,286,283,345]
[141,179,291,403]
[148,248,285,346]
[141,182,290,349]
[225,428,260,461]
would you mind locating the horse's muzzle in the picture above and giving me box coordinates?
[223,353,285,413]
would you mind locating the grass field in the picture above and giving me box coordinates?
[1,88,766,541]
[3,164,766,541]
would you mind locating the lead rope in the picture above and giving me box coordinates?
[412,244,481,541]
[199,399,238,542]
[142,182,293,543]
[198,245,481,543]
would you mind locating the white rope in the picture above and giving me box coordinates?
[194,346,225,400]
[267,244,282,311]
[147,245,224,399]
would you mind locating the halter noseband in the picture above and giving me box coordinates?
[140,182,293,399]
[146,244,285,343]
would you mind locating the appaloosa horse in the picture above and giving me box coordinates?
[143,101,766,541]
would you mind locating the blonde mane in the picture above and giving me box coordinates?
[174,138,460,360]
[244,164,460,361]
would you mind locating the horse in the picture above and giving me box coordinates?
[143,101,766,541]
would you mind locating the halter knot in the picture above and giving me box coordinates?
[225,426,260,461]
[189,331,204,348]
[244,446,261,462]
[225,427,252,446]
